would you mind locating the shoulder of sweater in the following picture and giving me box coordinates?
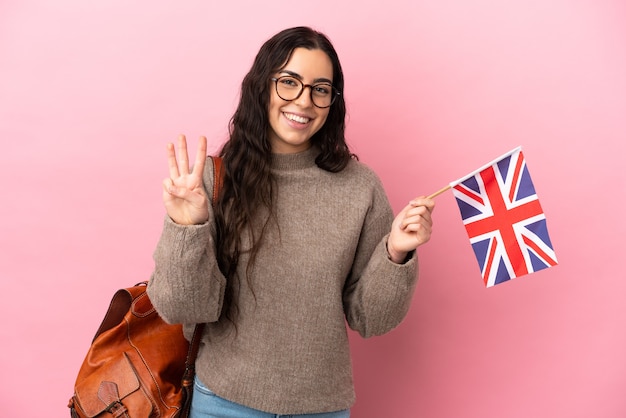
[316,159,389,205]
[339,158,384,184]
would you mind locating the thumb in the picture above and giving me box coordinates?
[162,178,189,200]
[162,178,177,196]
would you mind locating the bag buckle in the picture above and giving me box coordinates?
[105,400,129,418]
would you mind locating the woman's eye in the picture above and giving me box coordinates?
[313,85,331,96]
[280,77,299,87]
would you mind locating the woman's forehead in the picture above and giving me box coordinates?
[279,48,333,81]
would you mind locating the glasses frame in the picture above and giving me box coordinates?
[270,76,341,109]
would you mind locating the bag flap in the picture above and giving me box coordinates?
[74,353,141,417]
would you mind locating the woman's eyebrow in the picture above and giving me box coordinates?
[279,69,333,84]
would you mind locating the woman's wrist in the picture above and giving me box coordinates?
[386,242,408,264]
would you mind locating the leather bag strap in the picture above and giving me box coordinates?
[212,156,223,204]
[182,156,223,385]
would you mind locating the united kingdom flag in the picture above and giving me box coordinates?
[451,147,558,287]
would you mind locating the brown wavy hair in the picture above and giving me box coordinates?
[214,26,354,325]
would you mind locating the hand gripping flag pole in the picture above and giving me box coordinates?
[426,146,558,287]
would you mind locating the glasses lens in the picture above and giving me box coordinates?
[275,76,302,101]
[311,83,334,108]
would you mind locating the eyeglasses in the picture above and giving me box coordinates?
[271,76,340,109]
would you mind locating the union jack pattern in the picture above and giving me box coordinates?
[451,149,557,287]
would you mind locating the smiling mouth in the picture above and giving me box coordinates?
[284,112,311,124]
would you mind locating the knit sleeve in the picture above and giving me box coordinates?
[342,178,419,338]
[146,157,226,325]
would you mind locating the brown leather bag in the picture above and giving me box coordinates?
[68,157,223,418]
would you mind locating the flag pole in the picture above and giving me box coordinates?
[427,184,451,199]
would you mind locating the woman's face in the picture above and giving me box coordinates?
[267,47,333,154]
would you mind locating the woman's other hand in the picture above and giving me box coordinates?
[162,135,208,225]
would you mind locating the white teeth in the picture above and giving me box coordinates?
[285,113,310,124]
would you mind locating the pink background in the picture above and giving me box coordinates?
[2,1,625,416]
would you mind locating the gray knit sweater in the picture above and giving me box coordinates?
[147,147,418,415]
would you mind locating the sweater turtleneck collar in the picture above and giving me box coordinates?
[271,146,319,171]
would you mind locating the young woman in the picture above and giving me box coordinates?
[148,26,434,418]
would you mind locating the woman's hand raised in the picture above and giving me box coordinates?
[387,197,435,263]
[162,135,209,225]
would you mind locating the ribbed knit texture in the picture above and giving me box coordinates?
[147,147,419,415]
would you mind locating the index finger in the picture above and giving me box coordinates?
[167,141,180,179]
[409,196,436,212]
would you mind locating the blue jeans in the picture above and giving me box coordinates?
[190,376,350,418]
